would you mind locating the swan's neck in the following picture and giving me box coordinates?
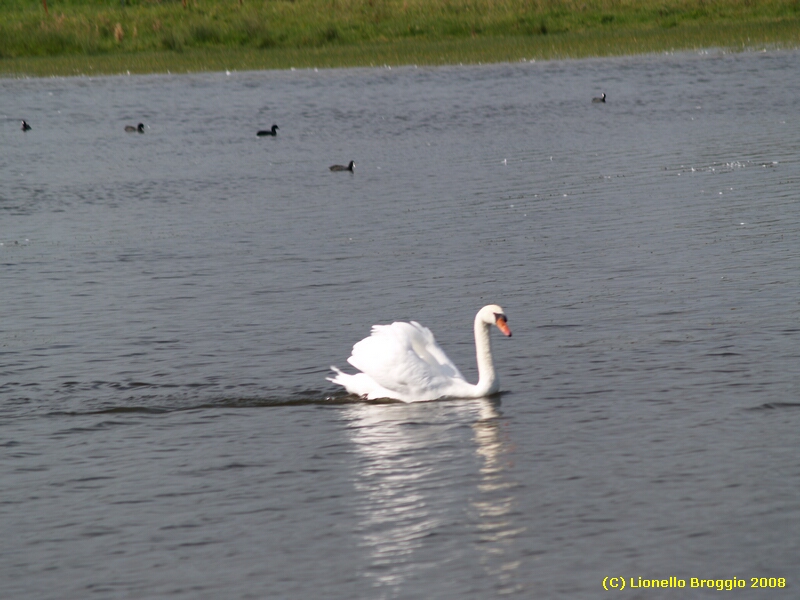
[473,317,499,396]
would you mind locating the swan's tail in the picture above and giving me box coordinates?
[327,366,386,399]
[327,366,346,386]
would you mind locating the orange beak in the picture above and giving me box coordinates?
[496,316,512,337]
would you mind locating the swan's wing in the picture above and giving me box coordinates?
[346,321,466,399]
[406,321,466,380]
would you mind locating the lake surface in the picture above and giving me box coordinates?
[1,49,799,599]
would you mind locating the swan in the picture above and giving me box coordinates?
[125,123,145,133]
[328,304,512,402]
[592,93,606,103]
[257,124,279,137]
[329,160,355,172]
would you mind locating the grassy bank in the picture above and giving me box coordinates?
[2,0,799,76]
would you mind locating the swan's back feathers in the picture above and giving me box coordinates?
[345,321,466,400]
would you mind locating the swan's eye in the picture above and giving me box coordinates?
[494,313,507,324]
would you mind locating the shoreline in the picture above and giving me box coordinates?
[4,43,797,80]
[2,16,799,78]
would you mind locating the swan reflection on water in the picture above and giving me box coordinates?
[345,401,443,588]
[471,401,527,595]
[343,398,525,594]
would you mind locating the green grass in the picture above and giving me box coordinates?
[1,0,799,76]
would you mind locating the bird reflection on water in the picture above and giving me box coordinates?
[343,398,525,594]
[471,400,527,595]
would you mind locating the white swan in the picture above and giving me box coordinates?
[328,304,512,402]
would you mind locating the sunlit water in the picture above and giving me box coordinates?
[2,49,799,599]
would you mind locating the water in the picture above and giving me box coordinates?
[2,49,799,598]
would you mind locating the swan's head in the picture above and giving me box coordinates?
[478,304,512,337]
